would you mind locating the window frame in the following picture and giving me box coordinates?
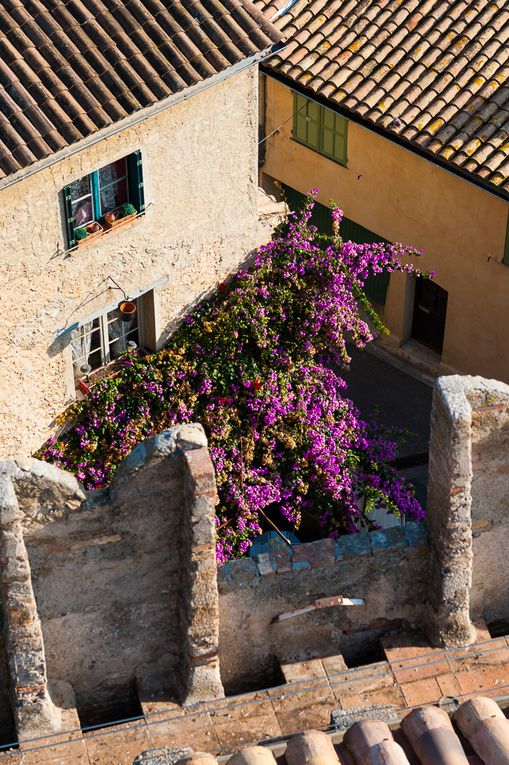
[292,92,348,166]
[70,298,141,381]
[63,150,144,249]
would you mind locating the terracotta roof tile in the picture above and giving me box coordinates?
[0,0,282,181]
[174,698,509,765]
[256,0,509,196]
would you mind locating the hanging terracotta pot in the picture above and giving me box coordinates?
[117,300,136,321]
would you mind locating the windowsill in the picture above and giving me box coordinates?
[75,348,149,396]
[290,136,348,167]
[76,357,124,394]
[68,210,145,255]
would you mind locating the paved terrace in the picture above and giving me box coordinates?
[3,624,509,765]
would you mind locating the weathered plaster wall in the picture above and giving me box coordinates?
[426,375,509,645]
[0,67,259,458]
[261,77,509,382]
[0,424,221,739]
[218,524,429,693]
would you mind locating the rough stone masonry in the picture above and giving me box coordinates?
[0,423,223,741]
[426,375,509,645]
[0,375,508,744]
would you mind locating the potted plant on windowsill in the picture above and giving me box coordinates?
[103,203,137,230]
[75,221,104,247]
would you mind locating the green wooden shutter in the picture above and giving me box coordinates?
[63,184,76,248]
[293,93,308,143]
[334,114,348,165]
[321,106,335,157]
[282,185,389,304]
[306,100,320,149]
[503,210,509,265]
[127,150,145,213]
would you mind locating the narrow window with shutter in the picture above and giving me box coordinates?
[62,184,76,249]
[127,150,145,214]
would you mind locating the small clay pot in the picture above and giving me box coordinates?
[118,300,137,321]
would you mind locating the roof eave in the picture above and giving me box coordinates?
[0,43,284,193]
[261,66,509,205]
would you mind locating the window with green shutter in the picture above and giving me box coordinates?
[62,151,144,249]
[292,93,348,165]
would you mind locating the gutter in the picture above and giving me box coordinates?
[261,67,509,205]
[0,42,286,193]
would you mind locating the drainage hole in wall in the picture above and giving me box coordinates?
[77,682,144,732]
[344,643,385,669]
[0,724,18,753]
[487,619,509,639]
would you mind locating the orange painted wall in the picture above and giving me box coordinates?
[262,77,509,381]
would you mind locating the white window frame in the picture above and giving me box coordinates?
[70,299,141,381]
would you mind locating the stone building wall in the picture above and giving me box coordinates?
[218,524,429,693]
[0,424,221,739]
[426,376,509,645]
[0,66,260,458]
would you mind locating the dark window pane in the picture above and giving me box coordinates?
[100,178,128,214]
[72,197,93,227]
[99,158,127,188]
[69,175,91,201]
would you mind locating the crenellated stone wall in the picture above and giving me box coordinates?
[218,524,430,693]
[0,424,222,742]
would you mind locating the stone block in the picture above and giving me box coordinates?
[292,538,335,568]
[184,658,224,704]
[0,474,20,524]
[174,423,208,450]
[273,547,293,573]
[184,448,217,496]
[133,747,192,765]
[227,557,259,583]
[218,563,233,584]
[292,561,311,573]
[336,533,371,559]
[370,527,406,554]
[256,553,275,576]
[404,521,429,548]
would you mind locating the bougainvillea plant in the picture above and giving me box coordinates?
[36,192,427,563]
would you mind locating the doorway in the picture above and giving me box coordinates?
[411,277,448,355]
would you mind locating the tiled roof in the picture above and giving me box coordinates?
[256,0,509,196]
[172,697,509,765]
[0,0,282,181]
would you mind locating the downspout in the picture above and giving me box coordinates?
[258,72,267,172]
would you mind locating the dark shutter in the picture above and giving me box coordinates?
[63,185,75,248]
[127,150,145,214]
[503,210,509,266]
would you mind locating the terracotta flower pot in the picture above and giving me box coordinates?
[118,300,137,321]
[103,207,137,230]
[76,221,104,247]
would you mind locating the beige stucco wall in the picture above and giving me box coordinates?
[0,67,259,457]
[262,77,509,382]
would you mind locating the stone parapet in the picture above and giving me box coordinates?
[426,375,509,646]
[218,522,430,693]
[0,424,222,742]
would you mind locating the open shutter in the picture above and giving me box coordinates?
[503,210,509,266]
[127,150,145,214]
[63,185,75,248]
